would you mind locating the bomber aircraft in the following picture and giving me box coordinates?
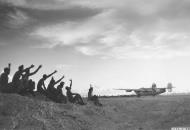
[115,83,174,97]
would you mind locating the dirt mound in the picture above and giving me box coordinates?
[0,94,190,130]
[0,93,114,130]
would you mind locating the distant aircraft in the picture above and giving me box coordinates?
[115,83,175,97]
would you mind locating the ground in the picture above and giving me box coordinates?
[0,93,190,130]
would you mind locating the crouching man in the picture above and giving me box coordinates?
[88,84,102,106]
[66,79,85,105]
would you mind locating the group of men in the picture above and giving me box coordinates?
[0,63,102,106]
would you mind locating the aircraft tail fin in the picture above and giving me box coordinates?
[166,83,175,92]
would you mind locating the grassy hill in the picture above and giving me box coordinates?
[0,93,190,130]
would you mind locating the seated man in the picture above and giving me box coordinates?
[22,65,42,87]
[46,76,64,101]
[28,79,35,96]
[37,70,57,95]
[65,79,85,105]
[0,63,11,92]
[12,64,34,92]
[88,84,102,106]
[19,79,35,97]
[19,65,42,96]
[56,82,67,103]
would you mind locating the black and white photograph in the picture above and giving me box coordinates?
[0,0,190,130]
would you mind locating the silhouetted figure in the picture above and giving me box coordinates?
[12,64,34,92]
[88,84,102,106]
[19,79,35,96]
[28,79,35,96]
[46,76,64,102]
[22,65,42,85]
[0,63,11,92]
[56,82,67,103]
[66,79,85,105]
[37,70,57,95]
[152,83,157,94]
[20,65,42,96]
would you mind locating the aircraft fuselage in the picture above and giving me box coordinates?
[134,88,166,97]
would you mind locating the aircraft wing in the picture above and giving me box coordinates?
[114,89,139,92]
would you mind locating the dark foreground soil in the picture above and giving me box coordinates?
[0,93,190,130]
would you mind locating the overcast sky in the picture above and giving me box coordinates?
[1,0,190,95]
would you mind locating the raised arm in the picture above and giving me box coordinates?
[8,63,11,70]
[54,75,64,85]
[46,70,57,79]
[23,64,35,72]
[69,79,72,89]
[69,79,78,95]
[29,65,42,76]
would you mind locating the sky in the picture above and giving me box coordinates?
[1,0,190,95]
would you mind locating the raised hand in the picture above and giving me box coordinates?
[69,79,72,88]
[31,64,35,68]
[39,65,42,68]
[55,75,65,85]
[28,65,42,76]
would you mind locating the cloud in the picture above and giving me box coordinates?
[0,1,32,46]
[5,0,26,6]
[5,0,66,10]
[75,46,100,56]
[0,0,101,47]
[0,42,6,46]
[31,0,190,59]
[55,64,75,70]
[7,9,30,28]
[5,0,101,10]
[2,0,190,59]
